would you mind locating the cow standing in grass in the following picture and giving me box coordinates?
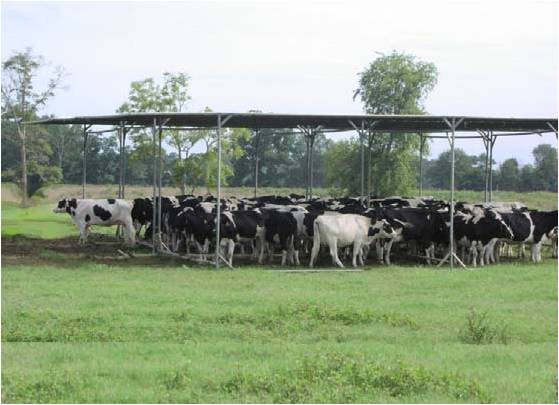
[53,198,136,246]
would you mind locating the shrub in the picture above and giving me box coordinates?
[459,308,510,345]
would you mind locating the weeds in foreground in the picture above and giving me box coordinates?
[459,308,510,345]
[219,352,492,403]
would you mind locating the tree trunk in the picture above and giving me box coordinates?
[19,125,28,207]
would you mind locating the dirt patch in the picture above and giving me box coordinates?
[0,234,192,268]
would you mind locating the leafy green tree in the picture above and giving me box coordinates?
[323,138,360,193]
[1,48,65,205]
[496,158,520,191]
[352,51,438,196]
[117,72,198,192]
[519,164,537,192]
[426,148,487,190]
[532,144,557,191]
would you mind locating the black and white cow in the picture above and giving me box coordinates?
[499,210,558,263]
[54,198,135,246]
[261,209,300,266]
[453,209,513,266]
[374,207,447,265]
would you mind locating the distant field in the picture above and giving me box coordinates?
[2,182,557,209]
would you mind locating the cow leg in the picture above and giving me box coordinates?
[375,241,384,264]
[330,239,344,268]
[352,242,362,267]
[225,239,235,266]
[384,239,394,265]
[531,243,541,263]
[195,241,205,260]
[470,242,478,267]
[518,243,526,259]
[309,238,321,268]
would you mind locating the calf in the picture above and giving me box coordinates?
[54,198,135,246]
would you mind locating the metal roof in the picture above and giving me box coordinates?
[28,112,558,133]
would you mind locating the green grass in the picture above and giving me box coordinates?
[2,262,557,403]
[1,202,114,239]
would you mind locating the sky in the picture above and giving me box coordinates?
[1,0,557,163]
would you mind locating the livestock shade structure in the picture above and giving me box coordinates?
[29,113,558,268]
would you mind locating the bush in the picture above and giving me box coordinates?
[459,308,510,345]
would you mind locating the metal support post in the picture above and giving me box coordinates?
[117,124,123,199]
[478,130,490,202]
[488,131,496,202]
[348,120,367,201]
[82,125,89,199]
[367,129,374,205]
[215,114,233,269]
[360,127,365,199]
[438,117,467,269]
[419,131,425,197]
[253,129,260,198]
[157,122,163,250]
[309,130,316,198]
[305,132,310,199]
[449,127,456,268]
[548,122,558,138]
[121,123,127,199]
[299,126,320,199]
[151,118,158,253]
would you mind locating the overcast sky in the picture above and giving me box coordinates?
[2,0,557,163]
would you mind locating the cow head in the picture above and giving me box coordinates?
[53,198,77,214]
[368,219,396,239]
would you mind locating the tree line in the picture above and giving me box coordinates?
[2,48,556,206]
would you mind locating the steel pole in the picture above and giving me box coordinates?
[367,130,373,205]
[254,129,260,198]
[449,123,456,269]
[82,125,88,199]
[489,131,495,202]
[122,126,127,199]
[118,125,123,199]
[215,115,222,269]
[482,133,489,203]
[305,133,310,199]
[419,131,424,197]
[157,123,163,252]
[360,126,365,200]
[152,118,157,254]
[309,131,314,198]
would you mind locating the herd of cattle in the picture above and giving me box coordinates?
[54,194,558,268]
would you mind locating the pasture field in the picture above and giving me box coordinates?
[2,248,557,403]
[1,183,558,403]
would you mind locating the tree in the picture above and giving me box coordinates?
[532,144,557,191]
[496,158,520,191]
[352,51,438,196]
[426,148,487,190]
[117,72,200,192]
[1,48,65,206]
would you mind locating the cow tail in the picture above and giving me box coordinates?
[313,219,321,249]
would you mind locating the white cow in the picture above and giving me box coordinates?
[309,213,395,268]
[53,198,135,246]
